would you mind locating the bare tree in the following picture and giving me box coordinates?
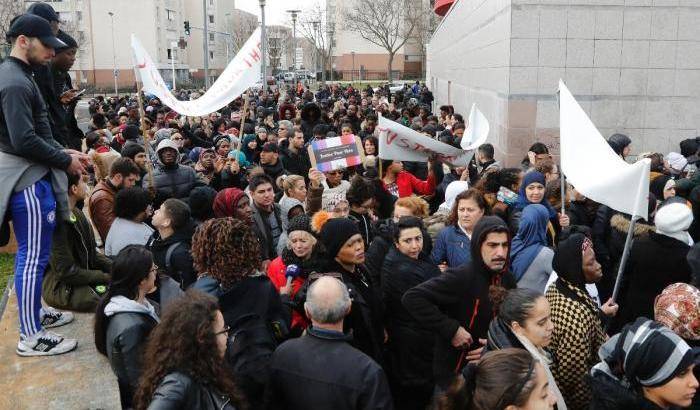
[296,2,331,80]
[229,10,258,52]
[0,0,24,59]
[343,0,420,81]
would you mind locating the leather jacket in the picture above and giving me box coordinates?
[148,372,235,410]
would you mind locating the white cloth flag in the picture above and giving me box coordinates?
[559,80,650,220]
[461,103,490,150]
[131,28,261,117]
[377,115,474,166]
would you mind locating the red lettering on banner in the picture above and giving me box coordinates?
[248,49,261,62]
[386,131,398,145]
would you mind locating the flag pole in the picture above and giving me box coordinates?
[555,89,566,216]
[234,93,250,162]
[610,215,637,303]
[134,71,155,195]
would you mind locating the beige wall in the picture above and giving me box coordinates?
[428,0,700,166]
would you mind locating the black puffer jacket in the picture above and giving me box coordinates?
[148,371,237,410]
[145,150,206,207]
[402,216,517,388]
[381,247,439,388]
[147,225,196,288]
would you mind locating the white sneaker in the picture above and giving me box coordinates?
[16,330,78,357]
[40,307,74,329]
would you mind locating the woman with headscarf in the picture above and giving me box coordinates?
[193,147,217,185]
[510,204,554,293]
[651,175,677,201]
[509,171,569,244]
[589,317,698,410]
[241,134,258,165]
[546,232,617,410]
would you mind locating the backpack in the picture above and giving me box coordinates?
[225,313,279,402]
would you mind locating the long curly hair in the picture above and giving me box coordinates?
[133,291,246,410]
[191,218,261,288]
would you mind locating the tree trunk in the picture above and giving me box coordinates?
[387,52,394,82]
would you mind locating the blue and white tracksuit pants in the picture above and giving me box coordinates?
[10,179,56,338]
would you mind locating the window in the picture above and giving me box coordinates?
[209,15,214,23]
[209,33,215,41]
[167,49,172,59]
[166,9,175,21]
[210,51,214,60]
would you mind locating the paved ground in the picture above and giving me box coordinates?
[0,287,120,410]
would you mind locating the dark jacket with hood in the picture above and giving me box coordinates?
[261,159,287,192]
[300,103,322,142]
[144,141,206,206]
[147,224,196,288]
[43,207,112,312]
[402,216,516,387]
[280,146,312,180]
[381,247,439,388]
[266,326,393,410]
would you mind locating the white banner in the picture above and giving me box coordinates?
[377,115,474,166]
[559,80,650,220]
[131,28,261,117]
[461,103,490,150]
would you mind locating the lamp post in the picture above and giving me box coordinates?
[286,9,300,73]
[311,20,320,82]
[260,0,267,84]
[171,41,177,91]
[327,22,334,82]
[108,11,118,96]
[351,51,355,83]
[202,0,209,88]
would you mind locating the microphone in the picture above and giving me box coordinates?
[285,264,301,288]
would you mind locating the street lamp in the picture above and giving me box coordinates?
[327,22,334,82]
[311,20,320,82]
[260,0,267,85]
[351,51,355,82]
[171,41,177,91]
[202,0,210,88]
[108,11,118,96]
[286,9,300,73]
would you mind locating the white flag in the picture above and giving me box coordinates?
[461,103,490,150]
[377,115,473,166]
[131,28,261,117]
[559,80,650,220]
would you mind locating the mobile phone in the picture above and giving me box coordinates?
[74,89,87,97]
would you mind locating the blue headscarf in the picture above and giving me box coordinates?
[510,204,550,281]
[515,171,557,219]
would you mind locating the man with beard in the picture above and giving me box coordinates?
[88,157,140,243]
[120,143,148,186]
[345,104,362,134]
[0,14,88,356]
[402,216,516,389]
[281,129,311,180]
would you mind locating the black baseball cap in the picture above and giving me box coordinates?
[27,2,60,22]
[6,14,66,49]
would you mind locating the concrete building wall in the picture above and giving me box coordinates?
[428,0,700,166]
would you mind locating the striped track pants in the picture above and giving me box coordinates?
[10,179,56,338]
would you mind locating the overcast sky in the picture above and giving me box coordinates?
[236,0,317,26]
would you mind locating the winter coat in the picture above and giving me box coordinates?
[148,371,237,410]
[43,207,111,312]
[266,327,393,410]
[104,296,159,408]
[612,231,692,333]
[325,260,385,364]
[280,148,312,180]
[402,216,517,387]
[588,370,668,410]
[88,179,118,243]
[251,203,283,262]
[349,210,375,248]
[147,227,196,288]
[383,170,436,198]
[431,224,471,268]
[545,278,606,410]
[144,159,206,207]
[381,247,439,388]
[261,160,287,192]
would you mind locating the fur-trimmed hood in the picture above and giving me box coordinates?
[610,213,654,237]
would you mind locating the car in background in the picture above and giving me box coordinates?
[374,81,410,94]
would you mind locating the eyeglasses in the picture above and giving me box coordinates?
[216,325,231,336]
[150,265,160,274]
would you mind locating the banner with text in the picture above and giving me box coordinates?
[131,28,261,117]
[377,115,474,166]
[308,134,365,172]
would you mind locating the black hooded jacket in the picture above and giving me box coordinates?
[402,216,516,387]
[147,224,196,288]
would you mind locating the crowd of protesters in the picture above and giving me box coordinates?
[1,3,700,410]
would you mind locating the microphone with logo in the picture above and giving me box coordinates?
[285,264,301,289]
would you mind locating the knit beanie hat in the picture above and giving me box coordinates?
[655,202,693,244]
[320,218,360,258]
[213,188,247,218]
[287,214,313,236]
[666,152,688,175]
[654,282,700,341]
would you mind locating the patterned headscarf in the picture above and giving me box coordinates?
[654,282,700,340]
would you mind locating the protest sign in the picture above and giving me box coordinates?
[308,135,365,172]
[377,115,473,167]
[131,28,261,117]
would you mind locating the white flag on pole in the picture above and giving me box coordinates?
[461,103,490,150]
[131,28,261,117]
[559,80,650,220]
